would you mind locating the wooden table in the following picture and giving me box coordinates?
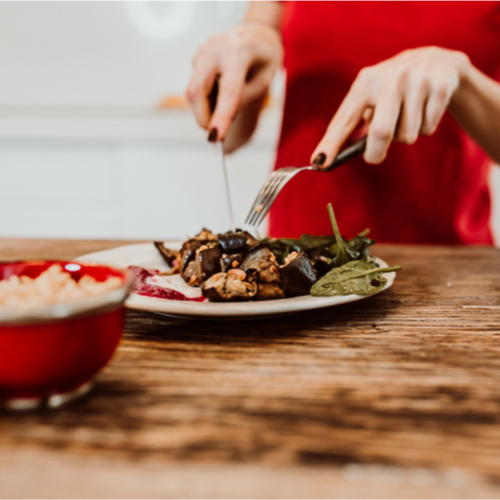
[1,239,500,498]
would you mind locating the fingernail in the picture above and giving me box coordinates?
[208,127,218,142]
[312,153,326,167]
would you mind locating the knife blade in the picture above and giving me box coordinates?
[209,78,236,233]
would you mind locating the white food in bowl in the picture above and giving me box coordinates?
[0,264,122,309]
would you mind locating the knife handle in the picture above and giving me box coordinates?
[208,77,220,115]
[323,136,367,172]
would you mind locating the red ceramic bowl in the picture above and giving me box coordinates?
[0,261,132,410]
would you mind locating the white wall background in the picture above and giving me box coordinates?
[0,1,249,107]
[0,1,498,243]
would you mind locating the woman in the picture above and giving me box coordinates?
[187,1,500,244]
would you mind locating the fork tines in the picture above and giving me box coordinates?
[245,168,300,227]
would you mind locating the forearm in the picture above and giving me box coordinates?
[224,1,284,153]
[449,61,500,164]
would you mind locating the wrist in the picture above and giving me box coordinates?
[456,50,473,86]
[244,1,284,32]
[449,51,474,111]
[245,18,281,32]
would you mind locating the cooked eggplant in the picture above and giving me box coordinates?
[202,271,257,301]
[240,245,281,284]
[195,244,222,281]
[180,228,218,272]
[181,260,199,286]
[181,239,203,272]
[217,230,260,254]
[153,242,180,267]
[221,253,244,272]
[218,232,248,254]
[256,282,285,300]
[240,231,260,249]
[311,254,332,278]
[280,251,318,297]
[239,245,285,299]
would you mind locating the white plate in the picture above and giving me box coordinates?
[76,242,397,319]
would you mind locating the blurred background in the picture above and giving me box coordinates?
[0,1,284,240]
[0,1,498,243]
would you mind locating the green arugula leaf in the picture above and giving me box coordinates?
[327,203,361,267]
[310,260,402,296]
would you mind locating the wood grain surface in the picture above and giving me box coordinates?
[1,238,500,498]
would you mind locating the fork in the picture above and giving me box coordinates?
[245,136,367,227]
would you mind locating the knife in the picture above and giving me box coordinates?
[208,78,236,233]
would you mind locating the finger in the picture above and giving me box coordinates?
[421,82,450,135]
[365,90,402,164]
[310,91,369,169]
[240,66,274,107]
[208,54,250,141]
[395,80,428,144]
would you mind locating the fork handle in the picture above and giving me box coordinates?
[323,136,367,172]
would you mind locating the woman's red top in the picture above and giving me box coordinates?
[269,1,500,244]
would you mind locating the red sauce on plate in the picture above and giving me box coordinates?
[128,266,205,302]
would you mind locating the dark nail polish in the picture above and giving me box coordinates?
[208,127,218,142]
[312,153,326,167]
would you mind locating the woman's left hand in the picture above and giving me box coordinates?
[310,46,470,168]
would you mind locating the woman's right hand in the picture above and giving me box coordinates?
[186,22,283,144]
